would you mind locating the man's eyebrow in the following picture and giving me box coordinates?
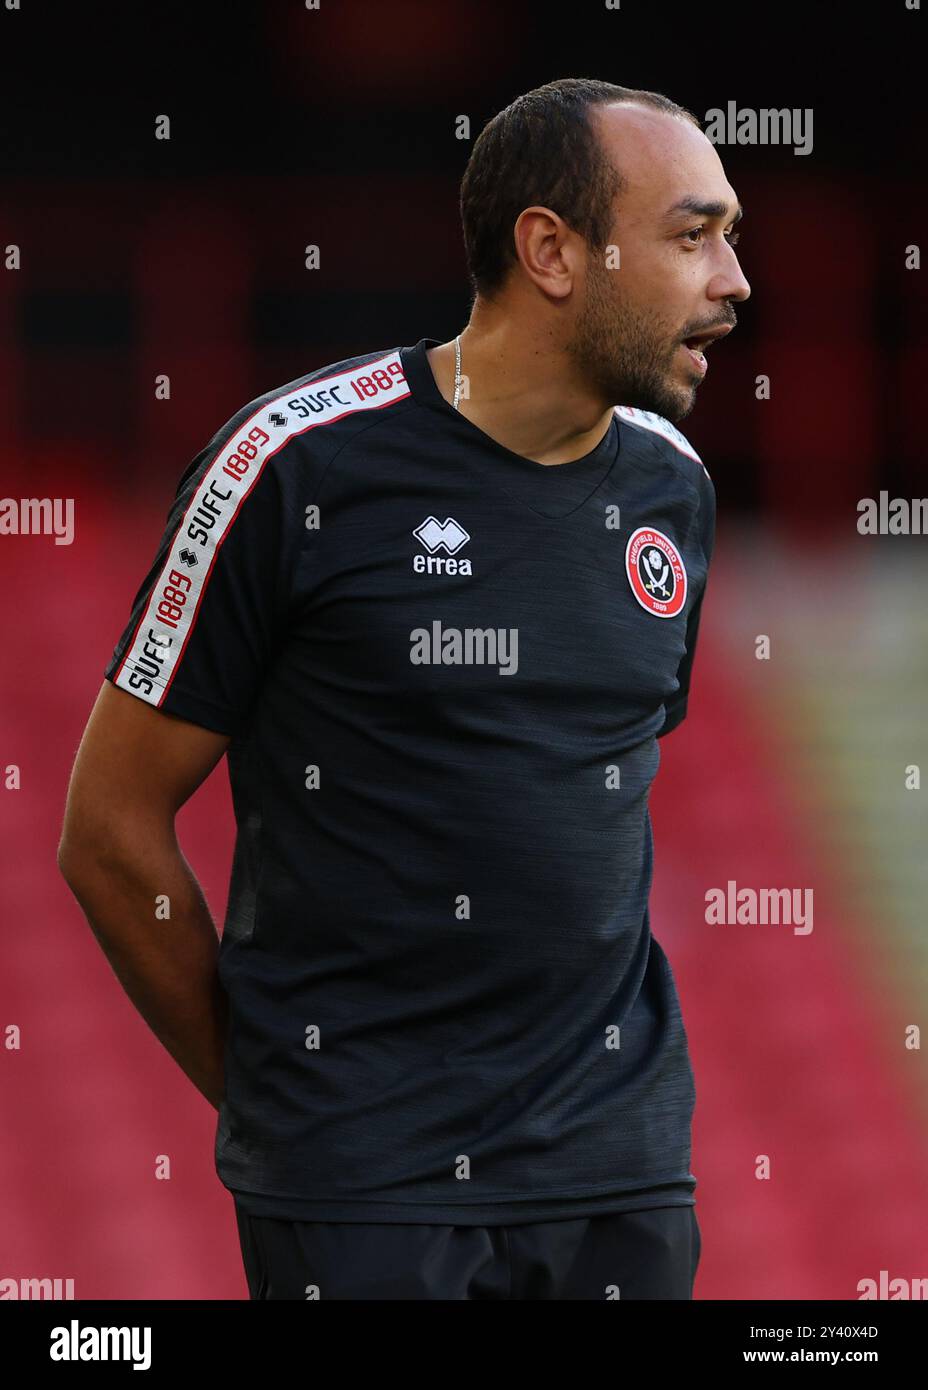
[662,197,744,224]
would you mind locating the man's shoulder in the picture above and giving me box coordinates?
[168,345,416,507]
[614,406,710,483]
[209,345,414,459]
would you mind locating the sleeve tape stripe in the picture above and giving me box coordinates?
[111,350,409,709]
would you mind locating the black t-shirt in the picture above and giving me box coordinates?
[104,338,716,1224]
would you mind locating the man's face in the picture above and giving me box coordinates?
[566,103,751,423]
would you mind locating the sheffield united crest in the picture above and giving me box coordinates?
[625,526,687,618]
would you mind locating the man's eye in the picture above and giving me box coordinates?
[683,226,741,246]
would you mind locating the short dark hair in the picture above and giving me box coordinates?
[459,78,700,301]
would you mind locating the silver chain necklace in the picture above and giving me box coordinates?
[452,334,463,411]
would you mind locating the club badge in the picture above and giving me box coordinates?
[625,526,687,618]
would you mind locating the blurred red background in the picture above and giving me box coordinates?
[1,0,926,1299]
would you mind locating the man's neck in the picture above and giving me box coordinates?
[425,322,614,466]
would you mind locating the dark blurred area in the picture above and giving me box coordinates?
[1,0,924,523]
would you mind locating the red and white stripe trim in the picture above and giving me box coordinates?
[112,349,409,709]
[614,405,709,477]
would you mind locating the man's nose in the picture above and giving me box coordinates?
[720,255,751,303]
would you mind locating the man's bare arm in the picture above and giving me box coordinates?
[57,681,233,1109]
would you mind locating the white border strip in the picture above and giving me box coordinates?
[112,350,410,708]
[615,405,708,475]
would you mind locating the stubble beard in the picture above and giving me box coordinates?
[565,258,697,424]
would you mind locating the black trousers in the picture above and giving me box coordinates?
[234,1200,701,1300]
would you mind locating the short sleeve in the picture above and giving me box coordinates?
[657,471,716,738]
[104,420,304,738]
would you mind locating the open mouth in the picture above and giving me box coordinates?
[679,324,732,376]
[680,339,709,376]
[681,324,733,353]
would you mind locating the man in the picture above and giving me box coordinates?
[58,77,749,1300]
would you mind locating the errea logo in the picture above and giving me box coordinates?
[412,516,473,575]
